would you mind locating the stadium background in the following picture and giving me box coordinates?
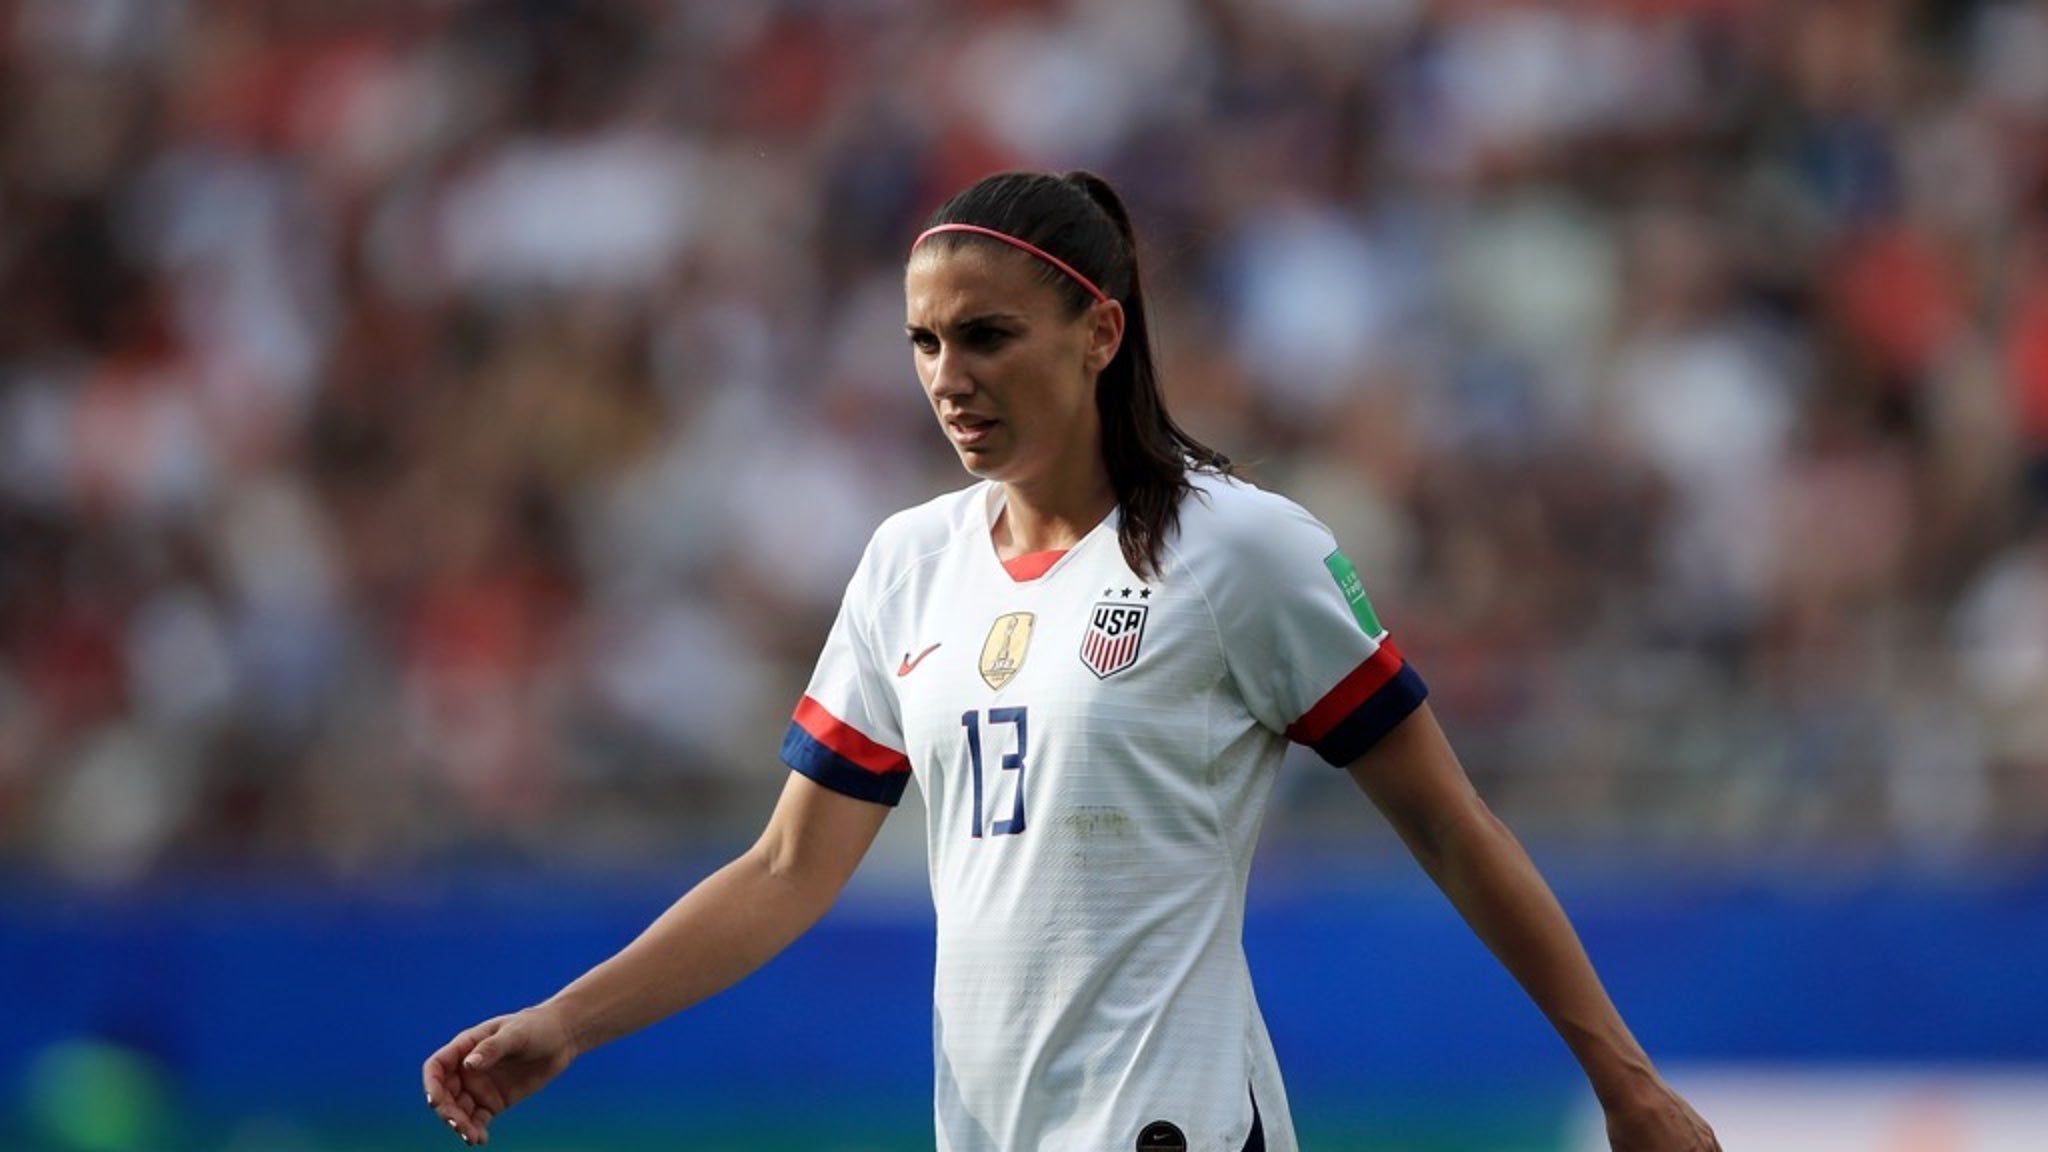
[3,0,2047,1148]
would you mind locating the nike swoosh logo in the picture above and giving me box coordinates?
[896,643,942,677]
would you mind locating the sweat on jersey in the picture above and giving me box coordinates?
[780,472,1427,1152]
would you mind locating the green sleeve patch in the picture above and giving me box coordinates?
[1323,550,1384,637]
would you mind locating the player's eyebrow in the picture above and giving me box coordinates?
[905,310,1026,335]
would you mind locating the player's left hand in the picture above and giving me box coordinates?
[1603,1079,1720,1151]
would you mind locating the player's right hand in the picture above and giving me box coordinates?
[423,1006,580,1146]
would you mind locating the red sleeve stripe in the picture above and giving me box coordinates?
[792,695,909,776]
[1285,638,1407,746]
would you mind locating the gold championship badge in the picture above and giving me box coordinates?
[979,612,1035,690]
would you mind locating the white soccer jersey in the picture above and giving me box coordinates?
[781,472,1427,1152]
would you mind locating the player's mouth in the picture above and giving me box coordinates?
[948,414,999,448]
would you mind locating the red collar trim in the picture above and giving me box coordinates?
[1001,549,1067,582]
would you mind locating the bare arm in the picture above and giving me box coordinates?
[1347,703,1718,1151]
[547,772,889,1048]
[422,773,890,1145]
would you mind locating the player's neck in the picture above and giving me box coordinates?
[992,481,1114,560]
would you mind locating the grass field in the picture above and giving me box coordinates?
[5,1092,1582,1152]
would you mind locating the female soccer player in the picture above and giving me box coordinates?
[423,170,1720,1151]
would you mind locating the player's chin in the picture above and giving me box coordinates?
[952,444,1012,479]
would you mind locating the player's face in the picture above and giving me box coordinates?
[904,245,1122,492]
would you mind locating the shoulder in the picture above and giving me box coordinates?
[1174,470,1332,558]
[856,481,987,588]
[871,481,984,550]
[1165,471,1347,620]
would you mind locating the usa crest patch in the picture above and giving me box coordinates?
[1079,600,1148,679]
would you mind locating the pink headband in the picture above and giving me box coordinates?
[911,223,1110,304]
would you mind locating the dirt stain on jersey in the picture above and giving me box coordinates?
[1063,807,1136,838]
[1063,806,1137,875]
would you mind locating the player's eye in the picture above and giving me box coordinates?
[961,324,1009,350]
[907,330,939,354]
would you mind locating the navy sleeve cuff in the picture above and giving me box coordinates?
[781,722,910,806]
[1311,664,1428,766]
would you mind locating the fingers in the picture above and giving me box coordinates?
[423,1019,511,1146]
[463,1033,504,1073]
[425,1076,495,1146]
[465,1067,512,1115]
[424,1022,491,1092]
[420,1011,566,1146]
[425,1084,485,1145]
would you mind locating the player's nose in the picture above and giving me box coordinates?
[927,347,974,399]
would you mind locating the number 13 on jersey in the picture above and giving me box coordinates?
[961,707,1028,837]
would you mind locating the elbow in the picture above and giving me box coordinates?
[1404,794,1509,881]
[748,830,849,919]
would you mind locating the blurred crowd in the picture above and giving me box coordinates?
[1,0,2045,885]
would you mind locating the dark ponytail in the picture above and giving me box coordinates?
[918,170,1232,579]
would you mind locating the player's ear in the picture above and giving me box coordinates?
[1083,298,1124,376]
